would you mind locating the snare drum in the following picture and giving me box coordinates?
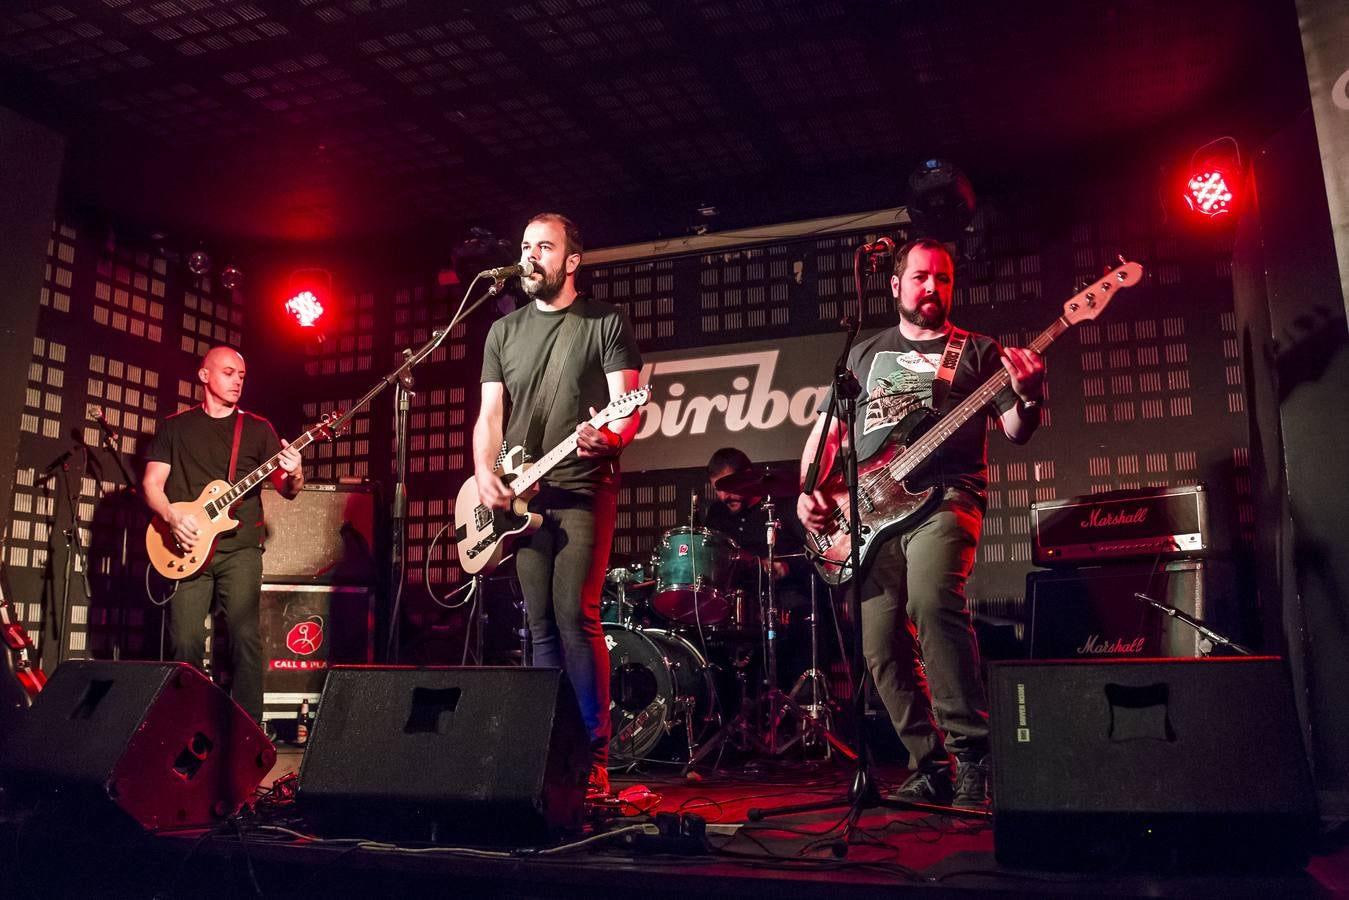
[604,624,716,764]
[649,527,740,625]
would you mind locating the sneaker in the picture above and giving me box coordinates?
[954,755,991,809]
[586,763,612,800]
[890,769,954,807]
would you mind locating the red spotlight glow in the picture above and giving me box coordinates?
[1184,167,1236,217]
[285,290,325,327]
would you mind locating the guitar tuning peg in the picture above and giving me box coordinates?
[1117,254,1127,265]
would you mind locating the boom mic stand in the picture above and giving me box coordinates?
[747,242,985,845]
[1133,591,1253,656]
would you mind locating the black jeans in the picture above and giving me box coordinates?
[860,488,988,775]
[515,488,617,765]
[169,546,264,722]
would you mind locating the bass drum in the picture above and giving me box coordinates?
[605,624,716,765]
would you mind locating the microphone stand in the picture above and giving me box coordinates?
[382,273,501,663]
[1133,592,1253,656]
[92,413,137,660]
[748,244,984,844]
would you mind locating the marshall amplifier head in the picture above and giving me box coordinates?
[1031,484,1217,566]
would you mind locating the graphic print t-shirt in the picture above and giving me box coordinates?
[838,327,1019,496]
[481,295,642,494]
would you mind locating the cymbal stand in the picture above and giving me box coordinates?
[758,499,855,761]
[786,573,848,758]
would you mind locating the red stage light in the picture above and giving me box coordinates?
[285,290,325,327]
[1184,167,1236,217]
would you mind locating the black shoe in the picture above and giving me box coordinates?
[954,755,990,809]
[890,769,954,807]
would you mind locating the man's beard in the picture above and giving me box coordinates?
[899,296,947,330]
[522,265,567,302]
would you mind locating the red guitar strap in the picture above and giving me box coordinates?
[227,410,245,482]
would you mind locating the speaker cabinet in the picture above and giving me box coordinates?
[297,666,589,844]
[989,657,1317,872]
[0,661,275,831]
[1026,560,1236,659]
[261,483,378,585]
[260,583,374,721]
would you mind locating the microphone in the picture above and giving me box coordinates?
[479,259,536,281]
[861,236,895,256]
[91,406,122,451]
[690,490,699,525]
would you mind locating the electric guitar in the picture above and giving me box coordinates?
[0,563,45,704]
[145,411,349,579]
[454,386,651,576]
[809,260,1144,585]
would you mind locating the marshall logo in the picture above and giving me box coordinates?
[1080,506,1149,529]
[1075,633,1147,655]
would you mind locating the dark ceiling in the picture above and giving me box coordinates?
[0,0,1310,251]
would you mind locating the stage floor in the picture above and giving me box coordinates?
[5,747,1342,899]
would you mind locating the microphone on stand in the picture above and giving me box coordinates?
[690,490,699,527]
[478,259,537,281]
[91,406,122,452]
[860,236,895,257]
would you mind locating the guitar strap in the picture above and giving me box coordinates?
[523,302,581,461]
[932,326,969,412]
[227,410,245,482]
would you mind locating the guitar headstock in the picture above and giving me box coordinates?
[591,386,652,428]
[311,410,349,442]
[1061,260,1144,325]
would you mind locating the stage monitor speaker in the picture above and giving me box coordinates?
[261,483,378,585]
[989,657,1317,872]
[0,661,275,831]
[1026,560,1236,659]
[296,666,589,844]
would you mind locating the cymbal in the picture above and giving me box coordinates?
[713,465,799,497]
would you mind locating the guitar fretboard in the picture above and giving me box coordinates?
[204,428,320,519]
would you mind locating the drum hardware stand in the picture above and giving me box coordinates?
[784,574,852,759]
[757,501,855,761]
[749,252,989,839]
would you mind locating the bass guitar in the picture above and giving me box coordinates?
[145,411,348,579]
[454,386,651,576]
[810,260,1144,585]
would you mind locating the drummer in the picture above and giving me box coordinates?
[704,448,818,682]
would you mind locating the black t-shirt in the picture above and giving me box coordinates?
[826,327,1018,496]
[146,406,282,552]
[704,496,812,596]
[481,296,642,493]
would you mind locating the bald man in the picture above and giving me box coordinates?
[142,346,303,723]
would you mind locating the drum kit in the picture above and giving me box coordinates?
[601,468,854,770]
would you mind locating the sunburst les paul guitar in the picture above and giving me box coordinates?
[146,411,350,579]
[454,386,651,576]
[809,261,1144,585]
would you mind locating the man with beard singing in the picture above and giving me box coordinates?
[474,212,642,798]
[796,238,1045,809]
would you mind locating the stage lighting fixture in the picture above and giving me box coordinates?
[906,158,976,241]
[219,264,244,291]
[284,268,332,329]
[1182,137,1242,219]
[187,247,212,276]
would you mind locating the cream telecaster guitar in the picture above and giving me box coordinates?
[454,386,650,576]
[146,411,348,579]
[810,261,1144,585]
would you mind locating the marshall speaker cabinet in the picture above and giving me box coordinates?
[1025,560,1238,659]
[990,657,1317,872]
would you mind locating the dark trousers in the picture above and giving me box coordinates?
[169,546,264,722]
[860,488,988,775]
[515,489,617,765]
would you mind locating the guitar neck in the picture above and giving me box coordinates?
[205,429,318,517]
[892,318,1069,481]
[510,432,581,494]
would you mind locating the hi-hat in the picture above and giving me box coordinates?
[714,466,799,497]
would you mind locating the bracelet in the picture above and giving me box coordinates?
[1018,397,1041,411]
